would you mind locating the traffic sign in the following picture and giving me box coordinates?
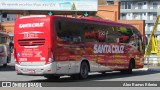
[48,11,53,16]
[84,12,89,17]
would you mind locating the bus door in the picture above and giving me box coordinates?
[133,31,144,67]
[113,43,127,69]
[56,41,70,74]
[94,29,115,70]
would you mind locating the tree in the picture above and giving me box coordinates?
[71,3,76,10]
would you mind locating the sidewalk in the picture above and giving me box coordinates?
[138,65,160,72]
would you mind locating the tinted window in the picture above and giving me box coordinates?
[0,36,7,44]
[55,19,133,43]
[55,20,84,42]
[131,28,143,52]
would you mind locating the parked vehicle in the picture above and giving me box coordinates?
[0,31,11,67]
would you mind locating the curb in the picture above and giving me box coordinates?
[148,68,160,72]
[137,68,148,71]
[138,68,160,72]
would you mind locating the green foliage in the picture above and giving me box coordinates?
[71,3,76,10]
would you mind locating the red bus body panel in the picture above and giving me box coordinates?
[14,16,51,64]
[14,15,144,75]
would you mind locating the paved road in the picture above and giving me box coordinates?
[0,56,160,89]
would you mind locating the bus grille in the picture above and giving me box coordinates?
[18,39,45,46]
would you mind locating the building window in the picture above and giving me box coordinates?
[153,3,158,9]
[107,1,114,5]
[125,2,128,9]
[127,2,131,9]
[121,2,125,9]
[133,14,137,19]
[138,3,142,9]
[121,2,132,9]
[149,24,154,31]
[153,13,157,20]
[128,13,132,17]
[1,14,16,22]
[121,13,126,20]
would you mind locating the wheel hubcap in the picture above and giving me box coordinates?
[81,65,88,78]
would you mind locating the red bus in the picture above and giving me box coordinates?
[14,15,144,79]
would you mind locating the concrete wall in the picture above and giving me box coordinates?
[0,22,14,33]
[97,2,120,21]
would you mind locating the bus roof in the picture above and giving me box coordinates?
[19,15,47,19]
[51,16,134,29]
[18,15,135,29]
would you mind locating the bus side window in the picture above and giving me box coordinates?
[119,35,130,43]
[57,20,84,42]
[138,33,143,53]
[58,21,61,30]
[97,30,107,42]
[131,28,143,53]
[118,27,134,43]
[83,24,98,42]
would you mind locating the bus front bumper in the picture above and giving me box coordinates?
[15,63,57,75]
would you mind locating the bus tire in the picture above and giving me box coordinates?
[101,72,106,75]
[3,63,7,67]
[7,56,11,63]
[79,61,89,79]
[128,60,134,74]
[44,75,60,80]
[3,57,8,67]
[70,74,79,79]
[120,70,126,74]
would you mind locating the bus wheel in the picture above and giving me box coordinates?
[120,70,126,74]
[7,56,11,63]
[128,61,134,74]
[79,62,89,79]
[70,74,79,80]
[44,75,60,80]
[101,72,106,75]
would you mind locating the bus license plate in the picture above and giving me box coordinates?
[27,69,35,73]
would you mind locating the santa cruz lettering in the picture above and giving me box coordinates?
[19,22,44,28]
[94,44,124,54]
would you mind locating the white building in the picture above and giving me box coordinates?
[0,13,17,23]
[106,0,160,40]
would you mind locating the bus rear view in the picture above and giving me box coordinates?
[14,15,144,80]
[14,15,56,76]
